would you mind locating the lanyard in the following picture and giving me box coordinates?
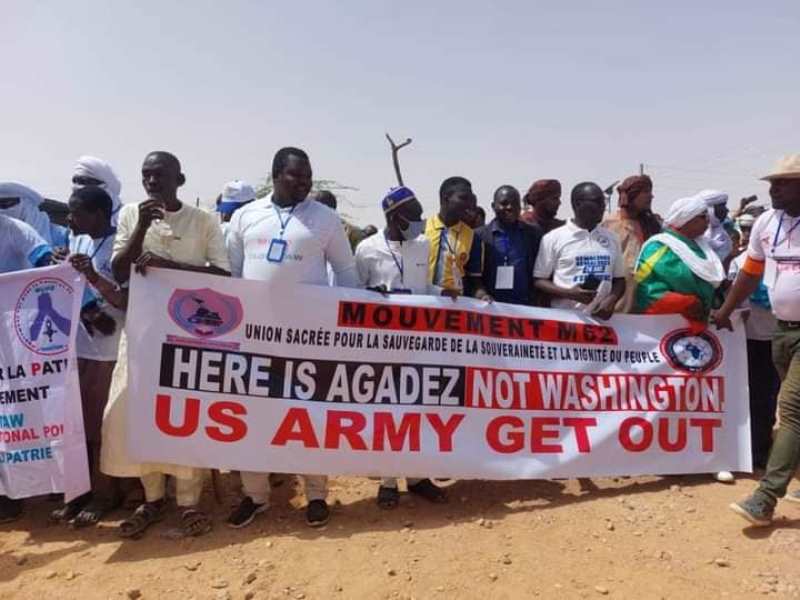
[440,227,460,257]
[383,232,403,281]
[497,229,514,264]
[273,204,296,238]
[90,232,113,260]
[772,211,800,251]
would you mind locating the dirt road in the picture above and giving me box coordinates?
[1,474,799,599]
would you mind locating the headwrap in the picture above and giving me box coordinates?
[737,213,756,228]
[72,156,122,225]
[382,186,417,213]
[525,179,561,205]
[695,189,728,207]
[0,181,53,243]
[664,195,709,229]
[695,190,732,260]
[617,175,653,208]
[218,180,256,215]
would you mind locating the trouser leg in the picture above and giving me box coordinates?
[240,472,271,506]
[756,327,800,502]
[748,339,780,465]
[175,471,204,507]
[302,475,328,502]
[141,472,166,503]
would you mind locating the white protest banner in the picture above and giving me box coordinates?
[126,269,751,479]
[0,264,90,500]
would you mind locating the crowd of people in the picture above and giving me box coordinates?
[1,148,800,535]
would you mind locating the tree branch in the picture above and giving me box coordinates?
[385,132,413,186]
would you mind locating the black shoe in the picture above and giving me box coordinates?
[408,479,447,503]
[227,496,267,529]
[305,499,330,528]
[730,494,774,527]
[0,496,23,524]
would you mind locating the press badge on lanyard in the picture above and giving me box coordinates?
[767,212,800,287]
[267,204,296,263]
[495,232,514,290]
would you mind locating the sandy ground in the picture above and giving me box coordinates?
[1,473,800,600]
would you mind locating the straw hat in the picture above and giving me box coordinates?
[761,154,800,181]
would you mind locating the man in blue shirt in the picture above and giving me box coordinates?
[476,185,542,305]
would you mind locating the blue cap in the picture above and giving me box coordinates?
[381,186,416,214]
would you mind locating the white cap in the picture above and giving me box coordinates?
[218,180,256,214]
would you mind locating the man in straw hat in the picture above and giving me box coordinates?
[714,154,800,526]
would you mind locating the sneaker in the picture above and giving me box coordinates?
[227,497,266,529]
[305,499,330,528]
[784,490,800,504]
[729,494,774,527]
[715,471,735,483]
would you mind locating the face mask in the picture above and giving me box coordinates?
[400,219,424,241]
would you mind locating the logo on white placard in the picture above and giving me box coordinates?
[14,277,74,355]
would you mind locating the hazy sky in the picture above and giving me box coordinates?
[2,1,798,225]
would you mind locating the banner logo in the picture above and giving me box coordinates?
[168,288,243,339]
[14,277,73,356]
[661,329,722,374]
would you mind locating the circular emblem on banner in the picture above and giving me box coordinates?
[661,328,722,374]
[168,287,243,338]
[14,277,74,355]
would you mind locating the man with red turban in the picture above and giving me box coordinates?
[521,179,565,233]
[603,175,662,312]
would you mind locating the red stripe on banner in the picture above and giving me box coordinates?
[337,301,618,345]
[463,367,725,413]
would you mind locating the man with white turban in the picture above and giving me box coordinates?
[697,189,733,262]
[0,181,54,243]
[72,156,123,225]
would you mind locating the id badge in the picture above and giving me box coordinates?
[496,265,514,290]
[764,257,777,289]
[267,238,288,263]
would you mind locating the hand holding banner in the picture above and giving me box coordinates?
[126,269,751,480]
[0,264,90,500]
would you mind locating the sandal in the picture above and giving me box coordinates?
[179,508,212,537]
[377,485,400,509]
[119,500,165,539]
[70,494,123,529]
[408,479,447,503]
[50,492,91,524]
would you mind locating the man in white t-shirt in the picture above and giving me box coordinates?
[226,147,358,529]
[715,154,800,526]
[534,182,626,319]
[50,186,128,527]
[355,186,447,509]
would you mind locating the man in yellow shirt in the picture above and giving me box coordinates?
[424,176,490,300]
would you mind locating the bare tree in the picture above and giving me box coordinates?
[385,132,413,186]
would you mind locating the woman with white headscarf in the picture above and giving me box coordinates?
[633,195,733,483]
[0,181,54,243]
[634,194,726,328]
[72,156,122,225]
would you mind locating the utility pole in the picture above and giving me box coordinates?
[639,163,644,176]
